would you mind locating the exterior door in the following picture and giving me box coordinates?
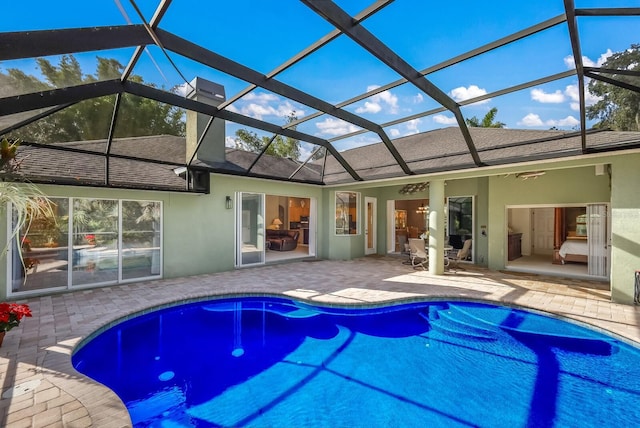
[365,197,377,255]
[236,192,265,267]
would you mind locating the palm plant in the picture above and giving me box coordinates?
[0,138,53,262]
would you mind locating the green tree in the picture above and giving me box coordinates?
[1,55,185,143]
[465,107,505,128]
[586,44,640,131]
[234,112,300,159]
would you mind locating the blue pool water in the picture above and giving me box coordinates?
[72,297,640,427]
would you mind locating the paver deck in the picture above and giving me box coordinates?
[1,256,639,427]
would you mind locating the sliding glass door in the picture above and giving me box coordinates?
[236,192,265,267]
[447,196,474,261]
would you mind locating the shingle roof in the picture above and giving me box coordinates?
[14,127,640,190]
[321,127,640,184]
[16,135,325,191]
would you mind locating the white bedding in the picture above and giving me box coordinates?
[559,240,588,258]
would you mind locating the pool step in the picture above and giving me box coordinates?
[422,308,497,341]
[448,303,617,355]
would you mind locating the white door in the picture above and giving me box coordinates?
[365,197,377,255]
[532,208,554,255]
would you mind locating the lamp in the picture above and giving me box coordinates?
[272,218,283,229]
[225,196,233,209]
[416,203,428,214]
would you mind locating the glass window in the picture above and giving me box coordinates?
[71,199,119,286]
[122,201,162,280]
[9,197,162,296]
[12,198,69,293]
[335,191,358,235]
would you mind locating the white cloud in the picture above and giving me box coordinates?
[518,113,580,128]
[413,93,424,104]
[355,101,382,114]
[564,83,601,108]
[405,119,422,134]
[547,116,580,127]
[389,128,401,137]
[356,85,399,114]
[564,49,613,69]
[449,85,490,104]
[315,118,360,136]
[432,114,458,125]
[242,92,279,102]
[231,92,304,120]
[531,88,565,103]
[175,82,189,97]
[225,136,236,147]
[242,103,275,120]
[518,113,544,127]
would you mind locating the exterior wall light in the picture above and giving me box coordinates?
[225,196,233,209]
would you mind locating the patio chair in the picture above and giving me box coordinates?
[408,238,428,270]
[449,239,472,271]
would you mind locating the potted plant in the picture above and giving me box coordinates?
[0,302,32,346]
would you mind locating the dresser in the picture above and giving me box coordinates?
[508,233,522,261]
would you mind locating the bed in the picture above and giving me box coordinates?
[558,239,588,264]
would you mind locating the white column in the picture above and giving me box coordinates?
[428,179,445,275]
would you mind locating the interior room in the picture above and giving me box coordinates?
[265,195,311,262]
[507,206,591,278]
[393,199,429,254]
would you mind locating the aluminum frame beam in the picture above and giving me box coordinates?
[301,0,483,167]
[0,80,125,114]
[290,14,567,130]
[564,0,587,151]
[154,29,411,175]
[121,81,362,181]
[0,26,152,61]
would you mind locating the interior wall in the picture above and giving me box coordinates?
[509,208,531,255]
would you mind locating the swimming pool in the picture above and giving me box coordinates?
[72,297,640,427]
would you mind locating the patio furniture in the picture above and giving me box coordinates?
[449,239,472,271]
[408,238,428,270]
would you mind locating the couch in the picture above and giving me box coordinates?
[266,229,300,251]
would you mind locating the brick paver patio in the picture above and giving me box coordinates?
[1,256,639,427]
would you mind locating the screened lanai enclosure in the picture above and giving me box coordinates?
[1,0,640,193]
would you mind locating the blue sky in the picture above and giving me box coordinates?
[3,0,639,156]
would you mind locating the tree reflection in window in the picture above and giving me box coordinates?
[335,191,358,235]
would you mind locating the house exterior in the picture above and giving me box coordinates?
[2,3,640,305]
[2,126,640,305]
